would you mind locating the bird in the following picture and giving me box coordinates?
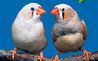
[50,4,91,61]
[10,3,47,61]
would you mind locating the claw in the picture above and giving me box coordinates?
[53,55,59,61]
[38,50,44,61]
[53,51,61,61]
[79,49,92,61]
[10,48,17,60]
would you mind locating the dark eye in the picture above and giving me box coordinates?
[31,8,34,11]
[62,8,65,11]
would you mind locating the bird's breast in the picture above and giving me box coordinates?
[12,21,46,53]
[12,21,44,40]
[54,21,82,37]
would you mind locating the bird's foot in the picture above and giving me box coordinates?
[10,48,17,60]
[79,49,92,61]
[38,50,44,61]
[53,55,59,61]
[53,51,61,61]
[83,50,92,61]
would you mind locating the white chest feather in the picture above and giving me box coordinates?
[12,21,44,40]
[12,21,46,53]
[54,33,85,53]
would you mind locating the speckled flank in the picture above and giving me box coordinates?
[80,21,87,40]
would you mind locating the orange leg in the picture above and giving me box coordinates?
[79,49,92,61]
[38,50,44,61]
[53,51,61,61]
[10,48,17,60]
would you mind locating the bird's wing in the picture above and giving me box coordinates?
[80,21,87,40]
[52,26,58,43]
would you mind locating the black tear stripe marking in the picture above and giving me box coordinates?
[31,11,33,18]
[32,11,34,16]
[62,8,65,20]
[62,12,64,19]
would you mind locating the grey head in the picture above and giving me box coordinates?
[51,4,80,23]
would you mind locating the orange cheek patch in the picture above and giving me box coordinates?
[22,9,33,20]
[63,11,67,21]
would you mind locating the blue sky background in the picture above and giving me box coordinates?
[0,0,98,59]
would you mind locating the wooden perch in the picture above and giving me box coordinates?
[0,49,98,61]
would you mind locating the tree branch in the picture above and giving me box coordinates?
[0,49,98,61]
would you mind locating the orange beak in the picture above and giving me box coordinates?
[50,7,59,16]
[37,6,46,15]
